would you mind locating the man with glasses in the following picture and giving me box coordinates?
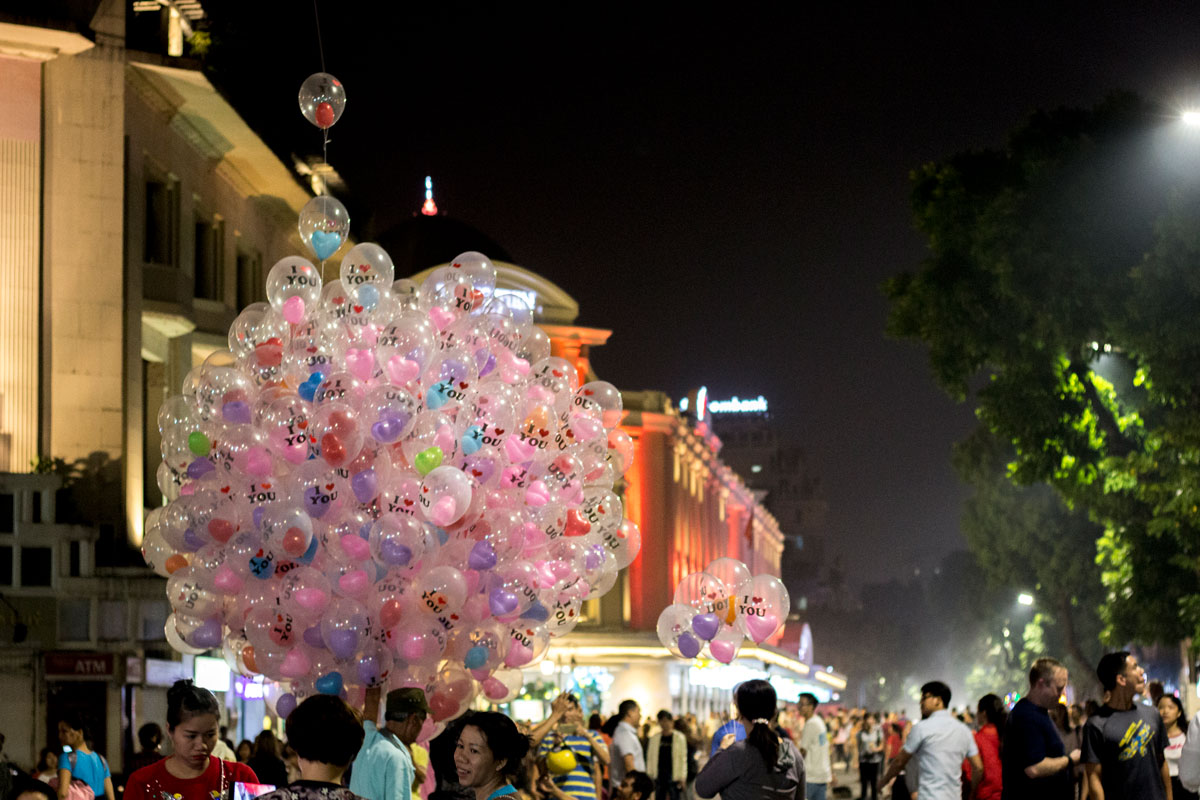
[878,681,983,800]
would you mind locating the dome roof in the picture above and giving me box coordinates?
[376,213,514,278]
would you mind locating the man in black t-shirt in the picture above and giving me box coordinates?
[1002,657,1080,800]
[1081,651,1170,800]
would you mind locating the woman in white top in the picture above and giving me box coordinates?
[1159,694,1198,800]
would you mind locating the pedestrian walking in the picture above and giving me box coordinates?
[1158,694,1197,800]
[855,714,884,800]
[53,713,115,800]
[349,687,430,800]
[694,679,804,800]
[972,695,1004,800]
[878,681,983,800]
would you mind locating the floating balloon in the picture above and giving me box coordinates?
[299,72,346,129]
[298,195,350,262]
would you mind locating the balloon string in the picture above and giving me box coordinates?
[313,0,327,73]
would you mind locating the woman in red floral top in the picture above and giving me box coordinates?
[124,681,258,800]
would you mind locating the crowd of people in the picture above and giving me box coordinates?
[7,649,1200,800]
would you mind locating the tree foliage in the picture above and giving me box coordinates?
[887,92,1200,647]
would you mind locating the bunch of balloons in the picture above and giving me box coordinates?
[144,242,642,723]
[656,558,789,664]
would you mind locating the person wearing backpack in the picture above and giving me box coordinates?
[54,713,114,800]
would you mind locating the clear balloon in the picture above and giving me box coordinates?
[298,195,350,262]
[298,72,346,129]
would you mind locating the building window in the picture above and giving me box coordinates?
[139,600,168,641]
[194,213,225,301]
[0,546,11,586]
[20,546,52,586]
[59,597,91,642]
[236,248,263,309]
[68,540,81,577]
[0,494,13,533]
[98,600,127,641]
[145,177,179,266]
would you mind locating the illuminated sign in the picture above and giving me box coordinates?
[708,395,768,414]
[696,386,708,422]
[193,655,231,693]
[235,675,266,700]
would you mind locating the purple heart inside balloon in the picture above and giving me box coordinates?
[379,539,413,567]
[357,656,382,685]
[182,527,206,552]
[326,629,358,660]
[371,411,406,443]
[351,468,378,503]
[302,624,325,649]
[468,541,498,571]
[221,400,252,424]
[276,693,298,718]
[302,486,331,519]
[691,613,721,641]
[584,546,605,571]
[192,618,223,648]
[187,458,215,479]
[522,601,549,622]
[489,588,519,617]
[677,631,702,659]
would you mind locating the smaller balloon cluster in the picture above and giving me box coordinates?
[657,558,789,664]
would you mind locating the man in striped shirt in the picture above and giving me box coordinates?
[533,693,611,800]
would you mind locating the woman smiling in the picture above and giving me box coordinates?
[452,712,530,800]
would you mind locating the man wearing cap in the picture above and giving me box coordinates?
[350,686,430,800]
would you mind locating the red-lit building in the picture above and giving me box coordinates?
[412,259,846,719]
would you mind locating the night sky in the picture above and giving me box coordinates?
[203,2,1200,587]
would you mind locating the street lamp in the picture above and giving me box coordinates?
[1017,592,1034,607]
[1183,110,1200,126]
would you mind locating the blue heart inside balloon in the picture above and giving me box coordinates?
[314,671,344,696]
[310,230,342,261]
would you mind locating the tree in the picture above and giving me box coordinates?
[886,92,1200,648]
[954,427,1105,681]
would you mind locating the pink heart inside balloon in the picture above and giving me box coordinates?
[339,534,371,561]
[744,613,780,643]
[294,587,329,612]
[428,306,456,331]
[709,639,739,664]
[505,642,534,668]
[428,495,459,527]
[483,676,508,700]
[400,634,426,663]
[282,295,306,324]
[385,356,421,385]
[280,648,312,678]
[524,480,550,507]
[344,348,375,381]
[338,569,369,596]
[212,564,243,594]
[245,447,272,476]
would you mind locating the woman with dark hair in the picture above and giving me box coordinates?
[1160,694,1198,800]
[246,731,288,789]
[452,711,530,800]
[127,723,164,775]
[694,680,804,800]
[33,748,59,783]
[235,741,253,765]
[973,694,1006,800]
[255,695,366,800]
[54,712,115,800]
[123,680,257,800]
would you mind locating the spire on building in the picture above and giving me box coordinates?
[421,175,438,216]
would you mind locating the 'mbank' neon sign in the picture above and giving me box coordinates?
[708,395,768,414]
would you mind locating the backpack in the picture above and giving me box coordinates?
[48,751,104,800]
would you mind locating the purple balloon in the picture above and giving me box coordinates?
[584,546,605,571]
[221,400,252,424]
[463,454,497,485]
[351,468,378,503]
[468,541,497,571]
[677,631,702,659]
[691,613,721,641]
[191,618,223,648]
[276,692,298,718]
[489,588,519,617]
[327,629,358,660]
[357,655,383,685]
[379,539,413,567]
[302,624,325,649]
[187,458,215,479]
[303,486,332,518]
[182,527,206,552]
